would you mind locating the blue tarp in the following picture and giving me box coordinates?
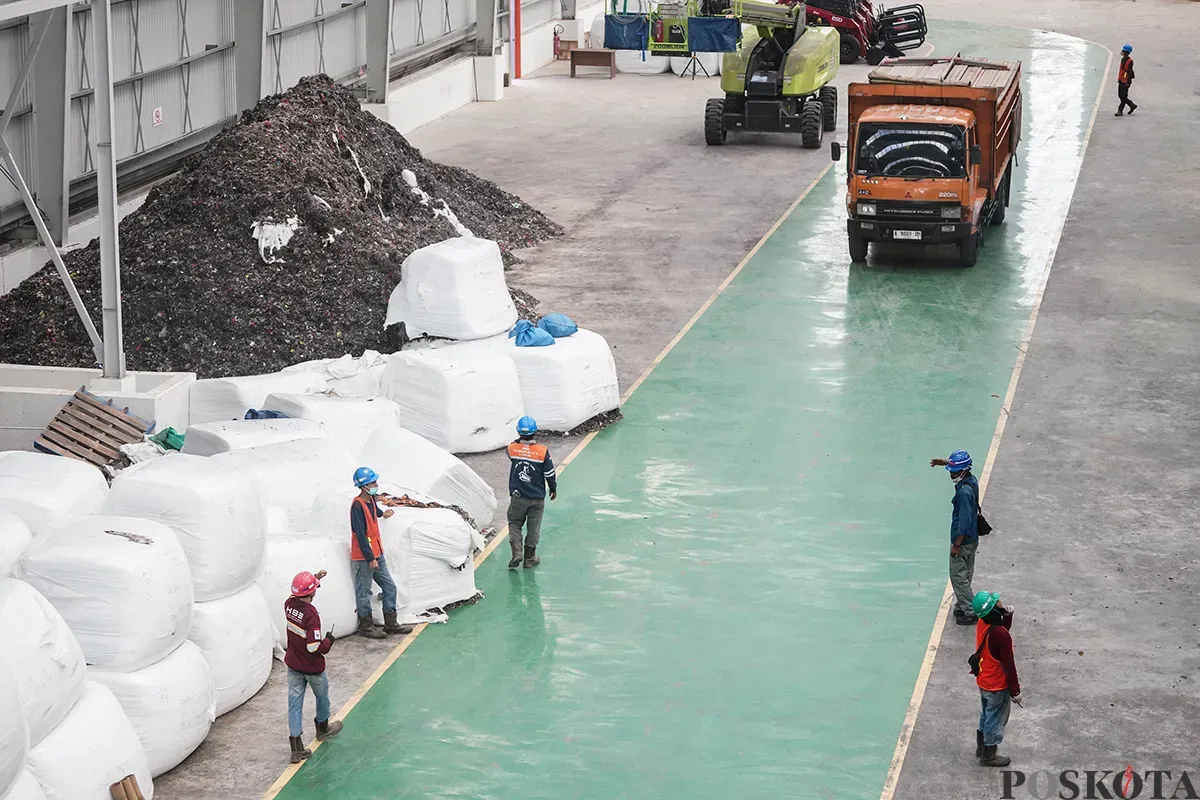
[687,17,739,52]
[604,14,649,50]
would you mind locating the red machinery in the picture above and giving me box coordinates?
[781,0,927,64]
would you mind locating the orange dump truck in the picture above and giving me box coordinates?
[831,56,1022,267]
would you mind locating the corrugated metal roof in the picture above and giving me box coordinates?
[869,56,1019,92]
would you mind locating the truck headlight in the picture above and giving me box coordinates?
[941,206,961,219]
[858,203,876,216]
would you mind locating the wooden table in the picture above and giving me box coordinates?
[569,48,617,79]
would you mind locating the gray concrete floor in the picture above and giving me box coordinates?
[890,1,1200,798]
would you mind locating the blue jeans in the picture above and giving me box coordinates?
[352,555,397,617]
[979,688,1012,747]
[287,668,331,737]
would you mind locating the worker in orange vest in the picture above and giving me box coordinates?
[506,416,557,569]
[1115,44,1137,116]
[969,591,1021,767]
[349,466,405,639]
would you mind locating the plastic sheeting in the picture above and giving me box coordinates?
[509,329,621,432]
[0,452,109,537]
[90,641,215,777]
[263,392,405,457]
[212,439,355,532]
[26,682,153,800]
[283,351,388,397]
[257,536,357,658]
[0,509,32,576]
[15,516,193,672]
[404,509,479,613]
[0,579,86,747]
[382,348,523,454]
[104,455,266,603]
[358,427,497,529]
[2,771,46,800]
[189,371,328,425]
[180,418,329,456]
[188,585,274,716]
[0,670,27,800]
[615,50,671,74]
[384,237,518,341]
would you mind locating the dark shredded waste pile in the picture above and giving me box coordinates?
[0,76,562,378]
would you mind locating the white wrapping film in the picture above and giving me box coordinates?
[284,350,389,397]
[26,682,153,800]
[180,418,329,456]
[391,508,478,615]
[357,427,497,529]
[103,454,266,602]
[509,328,620,431]
[0,665,28,800]
[381,348,523,454]
[89,640,215,777]
[0,509,32,576]
[263,392,405,457]
[16,516,194,671]
[257,536,357,658]
[615,50,671,74]
[189,370,328,425]
[212,439,356,532]
[0,452,109,537]
[0,579,86,747]
[264,504,291,538]
[2,771,46,800]
[384,237,517,341]
[188,584,274,716]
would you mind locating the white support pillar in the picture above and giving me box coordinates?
[31,5,71,246]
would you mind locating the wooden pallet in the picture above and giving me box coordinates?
[34,388,152,468]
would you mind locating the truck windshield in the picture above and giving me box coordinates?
[855,123,967,178]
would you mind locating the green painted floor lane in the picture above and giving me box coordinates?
[276,24,1106,800]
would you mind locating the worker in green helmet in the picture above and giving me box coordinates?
[969,591,1020,767]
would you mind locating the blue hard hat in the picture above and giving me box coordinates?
[1122,43,1132,53]
[353,466,378,487]
[516,416,538,436]
[946,450,973,472]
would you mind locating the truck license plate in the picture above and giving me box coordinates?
[893,230,922,241]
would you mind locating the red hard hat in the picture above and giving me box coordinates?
[290,571,320,597]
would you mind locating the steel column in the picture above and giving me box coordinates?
[476,0,499,55]
[91,0,126,377]
[365,0,393,102]
[234,0,266,113]
[31,6,71,245]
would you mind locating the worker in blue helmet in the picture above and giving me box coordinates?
[930,450,984,624]
[505,416,558,569]
[348,466,404,639]
[1115,44,1137,116]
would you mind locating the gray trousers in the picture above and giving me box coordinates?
[508,495,546,550]
[950,538,978,616]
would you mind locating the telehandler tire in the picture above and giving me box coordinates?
[705,98,727,146]
[800,101,824,149]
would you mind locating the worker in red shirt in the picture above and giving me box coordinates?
[284,569,342,764]
[970,591,1021,767]
[1115,44,1137,116]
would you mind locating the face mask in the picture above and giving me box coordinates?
[367,487,380,496]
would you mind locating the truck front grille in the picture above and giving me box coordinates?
[875,201,958,220]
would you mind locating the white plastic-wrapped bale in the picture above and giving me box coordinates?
[257,536,357,658]
[264,504,292,538]
[26,682,153,800]
[180,418,329,456]
[283,351,389,397]
[3,770,47,800]
[381,348,523,454]
[15,517,193,671]
[404,508,479,613]
[588,13,604,47]
[103,455,266,602]
[0,579,86,747]
[0,509,32,576]
[263,393,405,457]
[90,640,215,777]
[0,669,28,800]
[509,328,620,431]
[616,50,671,74]
[0,452,109,537]
[358,427,497,529]
[212,439,356,532]
[189,370,328,425]
[188,584,274,716]
[669,53,722,76]
[384,237,517,341]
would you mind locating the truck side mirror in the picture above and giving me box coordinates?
[970,145,982,166]
[831,142,842,162]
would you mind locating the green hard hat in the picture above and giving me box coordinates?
[972,591,1000,618]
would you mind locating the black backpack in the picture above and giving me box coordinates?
[971,482,993,537]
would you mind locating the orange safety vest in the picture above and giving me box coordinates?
[974,621,1008,692]
[1118,57,1134,84]
[350,496,383,562]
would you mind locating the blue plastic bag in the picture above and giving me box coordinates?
[537,313,579,338]
[512,320,556,347]
[244,408,290,420]
[508,319,532,338]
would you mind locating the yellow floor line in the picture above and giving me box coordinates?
[876,42,1114,800]
[261,163,834,800]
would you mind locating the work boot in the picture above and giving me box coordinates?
[1115,110,1124,117]
[1128,103,1138,115]
[523,545,540,569]
[383,610,414,636]
[954,609,978,626]
[979,745,1011,767]
[289,736,311,763]
[508,538,523,570]
[976,730,984,758]
[315,718,343,741]
[357,614,386,640]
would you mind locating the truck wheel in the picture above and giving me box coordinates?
[849,233,868,262]
[959,231,979,267]
[705,98,727,146]
[991,175,1008,225]
[800,101,823,149]
[839,30,860,63]
[819,86,838,132]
